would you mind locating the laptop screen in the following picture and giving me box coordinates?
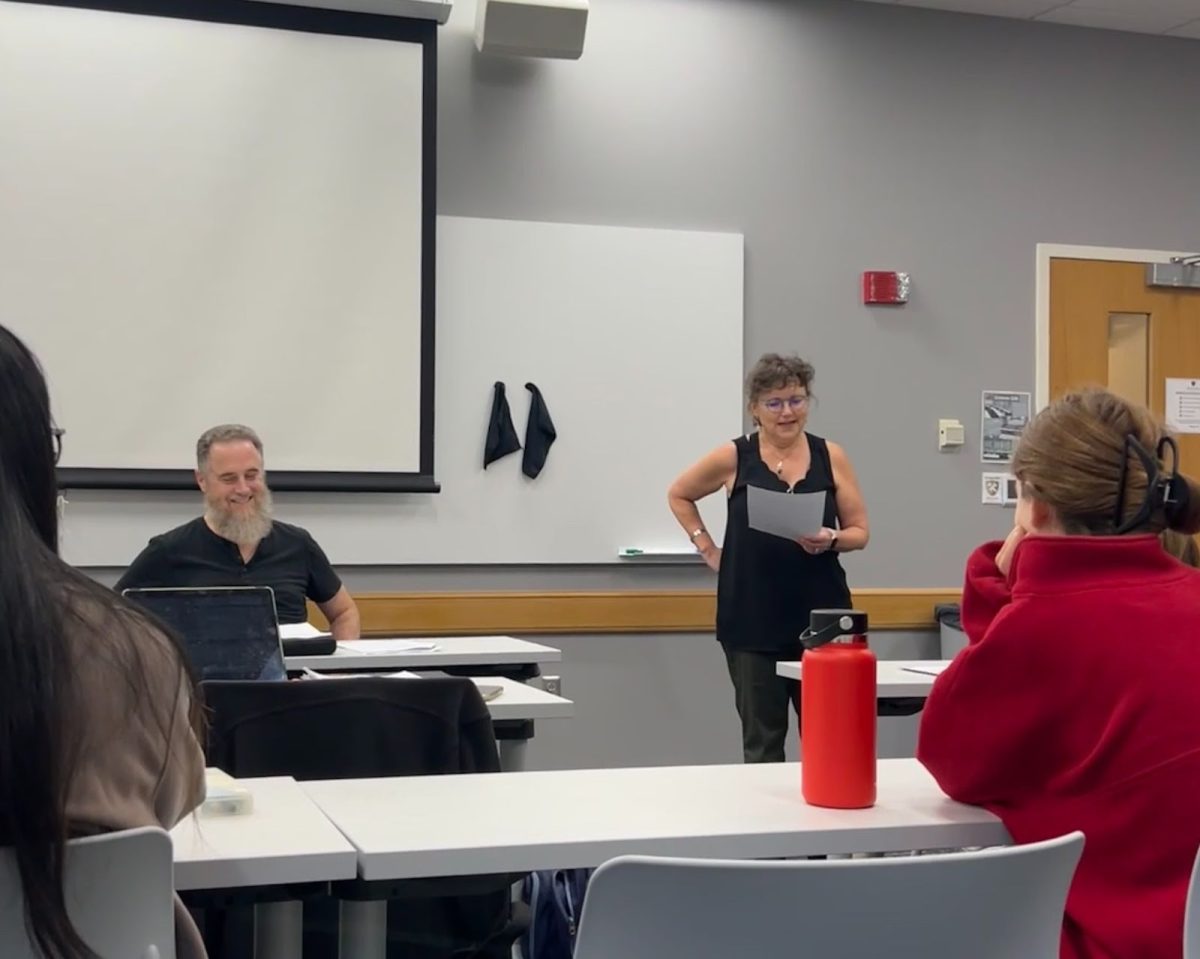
[122,586,287,682]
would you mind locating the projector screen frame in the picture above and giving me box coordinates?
[21,0,440,494]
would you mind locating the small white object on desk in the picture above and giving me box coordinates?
[202,768,254,817]
[339,639,439,654]
[279,622,332,641]
[300,667,422,680]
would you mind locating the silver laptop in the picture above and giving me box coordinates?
[122,586,287,682]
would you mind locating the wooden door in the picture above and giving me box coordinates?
[1049,258,1200,481]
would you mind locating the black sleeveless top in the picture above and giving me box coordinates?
[716,432,852,652]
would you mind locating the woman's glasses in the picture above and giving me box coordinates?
[760,396,809,414]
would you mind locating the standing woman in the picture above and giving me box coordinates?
[0,325,207,959]
[668,354,869,763]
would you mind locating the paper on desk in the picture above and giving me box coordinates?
[301,667,422,680]
[746,485,827,540]
[901,664,950,677]
[279,622,332,640]
[337,639,439,654]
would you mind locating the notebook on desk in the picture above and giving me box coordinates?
[123,586,288,682]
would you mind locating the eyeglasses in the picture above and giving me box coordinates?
[51,427,65,466]
[760,396,810,414]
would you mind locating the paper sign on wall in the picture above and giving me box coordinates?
[981,390,1031,463]
[1166,379,1200,435]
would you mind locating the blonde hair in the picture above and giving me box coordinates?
[1011,388,1200,536]
[1161,530,1200,568]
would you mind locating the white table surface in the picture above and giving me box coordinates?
[171,776,357,891]
[776,660,951,698]
[303,759,1008,881]
[471,676,574,721]
[286,635,562,672]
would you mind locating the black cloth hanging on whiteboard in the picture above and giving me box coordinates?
[484,382,521,468]
[522,382,557,479]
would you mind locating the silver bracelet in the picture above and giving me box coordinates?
[689,528,707,541]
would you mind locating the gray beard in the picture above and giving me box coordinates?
[206,487,274,546]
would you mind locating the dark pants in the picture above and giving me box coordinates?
[722,647,800,764]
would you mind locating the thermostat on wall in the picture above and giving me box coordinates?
[938,418,965,451]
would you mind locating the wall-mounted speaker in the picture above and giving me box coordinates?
[475,0,588,59]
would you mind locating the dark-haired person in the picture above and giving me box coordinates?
[0,325,206,958]
[918,387,1200,959]
[668,353,869,763]
[116,423,360,640]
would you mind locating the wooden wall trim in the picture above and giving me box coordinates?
[310,588,962,636]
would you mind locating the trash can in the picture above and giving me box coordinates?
[935,603,966,659]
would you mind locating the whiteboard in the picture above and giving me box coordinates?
[60,217,743,566]
[0,0,433,489]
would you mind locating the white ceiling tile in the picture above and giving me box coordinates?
[1064,0,1200,13]
[1165,17,1200,35]
[1035,6,1196,33]
[845,0,1200,40]
[893,0,1062,15]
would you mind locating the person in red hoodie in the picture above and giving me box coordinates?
[918,387,1200,959]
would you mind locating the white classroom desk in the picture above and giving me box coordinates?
[776,660,951,699]
[285,635,562,673]
[304,758,1005,879]
[305,758,1007,958]
[171,776,357,959]
[472,676,574,723]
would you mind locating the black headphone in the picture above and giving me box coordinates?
[1114,434,1190,534]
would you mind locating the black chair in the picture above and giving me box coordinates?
[199,676,528,959]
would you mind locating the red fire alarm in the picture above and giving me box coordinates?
[862,271,910,305]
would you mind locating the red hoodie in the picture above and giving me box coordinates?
[917,534,1200,959]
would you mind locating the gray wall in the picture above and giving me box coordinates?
[437,0,1200,587]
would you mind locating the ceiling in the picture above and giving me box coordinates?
[851,0,1200,40]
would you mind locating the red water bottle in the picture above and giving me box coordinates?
[799,609,877,809]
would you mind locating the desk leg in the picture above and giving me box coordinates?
[340,900,387,959]
[254,901,302,959]
[499,739,527,772]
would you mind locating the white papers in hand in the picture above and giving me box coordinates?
[279,622,331,640]
[746,485,827,540]
[337,639,439,654]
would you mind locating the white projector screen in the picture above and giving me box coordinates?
[0,0,437,492]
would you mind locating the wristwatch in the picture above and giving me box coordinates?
[827,531,839,552]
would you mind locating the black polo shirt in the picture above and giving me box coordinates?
[114,517,342,624]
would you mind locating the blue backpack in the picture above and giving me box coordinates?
[520,868,593,959]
